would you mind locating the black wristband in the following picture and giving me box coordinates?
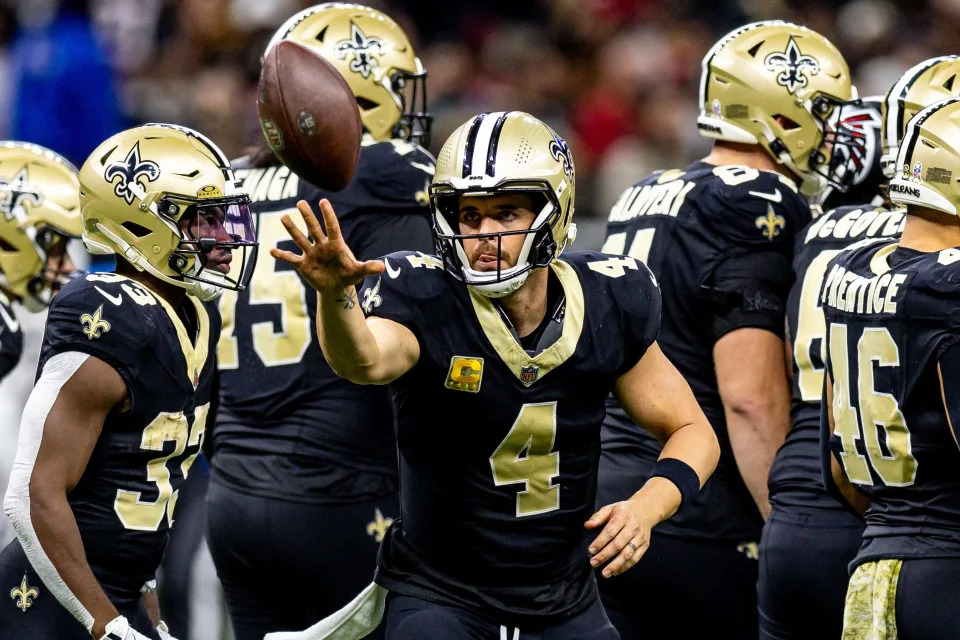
[650,458,701,509]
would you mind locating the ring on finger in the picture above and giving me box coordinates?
[626,541,639,553]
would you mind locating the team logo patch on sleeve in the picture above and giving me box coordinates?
[755,205,786,240]
[366,507,394,543]
[80,304,111,340]
[445,356,484,393]
[10,574,38,612]
[361,278,383,314]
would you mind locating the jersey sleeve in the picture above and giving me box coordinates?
[358,251,441,338]
[39,276,149,389]
[611,258,662,374]
[358,142,435,207]
[700,171,809,342]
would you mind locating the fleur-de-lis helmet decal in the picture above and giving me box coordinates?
[764,37,820,94]
[336,23,384,79]
[549,135,575,182]
[104,142,161,205]
[0,167,42,222]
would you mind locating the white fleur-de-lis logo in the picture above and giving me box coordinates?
[336,24,384,79]
[764,38,820,94]
[362,278,382,314]
[104,142,160,205]
[0,167,41,222]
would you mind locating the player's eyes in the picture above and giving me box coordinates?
[459,211,480,223]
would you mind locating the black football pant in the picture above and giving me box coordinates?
[383,593,619,640]
[0,539,159,639]
[206,480,399,640]
[874,556,960,640]
[598,531,758,640]
[757,504,863,640]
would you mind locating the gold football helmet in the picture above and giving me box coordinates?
[79,124,257,301]
[881,56,960,178]
[268,3,431,146]
[888,97,960,215]
[430,111,576,298]
[0,142,83,311]
[698,21,860,195]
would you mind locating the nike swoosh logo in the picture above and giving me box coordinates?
[95,286,123,306]
[0,304,18,332]
[384,258,402,279]
[410,161,435,175]
[748,188,782,203]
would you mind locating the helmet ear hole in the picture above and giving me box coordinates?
[121,221,152,238]
[773,114,801,130]
[357,97,379,111]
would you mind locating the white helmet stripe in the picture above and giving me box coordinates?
[470,112,506,177]
[884,57,953,153]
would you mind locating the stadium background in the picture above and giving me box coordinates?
[0,0,955,636]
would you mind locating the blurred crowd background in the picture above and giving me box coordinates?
[1,0,959,636]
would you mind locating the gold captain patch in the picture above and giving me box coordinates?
[445,356,484,393]
[80,304,111,340]
[10,574,38,612]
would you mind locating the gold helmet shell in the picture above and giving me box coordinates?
[431,111,576,298]
[268,3,431,146]
[881,56,960,178]
[0,142,82,311]
[698,21,859,196]
[79,123,257,301]
[889,97,960,215]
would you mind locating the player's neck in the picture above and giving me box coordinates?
[114,261,187,308]
[899,206,960,252]
[497,267,549,338]
[703,142,796,183]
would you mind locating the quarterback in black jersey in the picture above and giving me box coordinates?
[598,21,864,639]
[0,142,84,381]
[207,6,435,640]
[268,111,719,640]
[823,98,960,640]
[0,124,256,640]
[759,57,960,640]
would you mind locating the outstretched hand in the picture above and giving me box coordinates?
[271,199,384,295]
[584,498,654,578]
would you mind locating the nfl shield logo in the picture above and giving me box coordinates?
[521,365,539,385]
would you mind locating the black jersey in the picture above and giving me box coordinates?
[822,241,960,567]
[0,290,23,380]
[38,273,219,607]
[359,250,661,624]
[214,139,435,504]
[599,161,812,542]
[769,204,904,511]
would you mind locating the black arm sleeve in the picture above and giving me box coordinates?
[701,249,792,342]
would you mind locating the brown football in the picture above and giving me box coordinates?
[257,40,362,191]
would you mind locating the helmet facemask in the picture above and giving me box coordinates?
[389,63,432,147]
[431,182,562,298]
[159,194,257,301]
[22,225,85,311]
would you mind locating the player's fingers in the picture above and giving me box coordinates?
[280,213,313,252]
[588,515,624,560]
[318,198,343,241]
[359,259,386,276]
[270,247,301,266]
[584,504,613,530]
[603,537,650,578]
[296,200,327,243]
[592,520,635,568]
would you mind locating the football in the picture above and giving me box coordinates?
[257,40,362,191]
